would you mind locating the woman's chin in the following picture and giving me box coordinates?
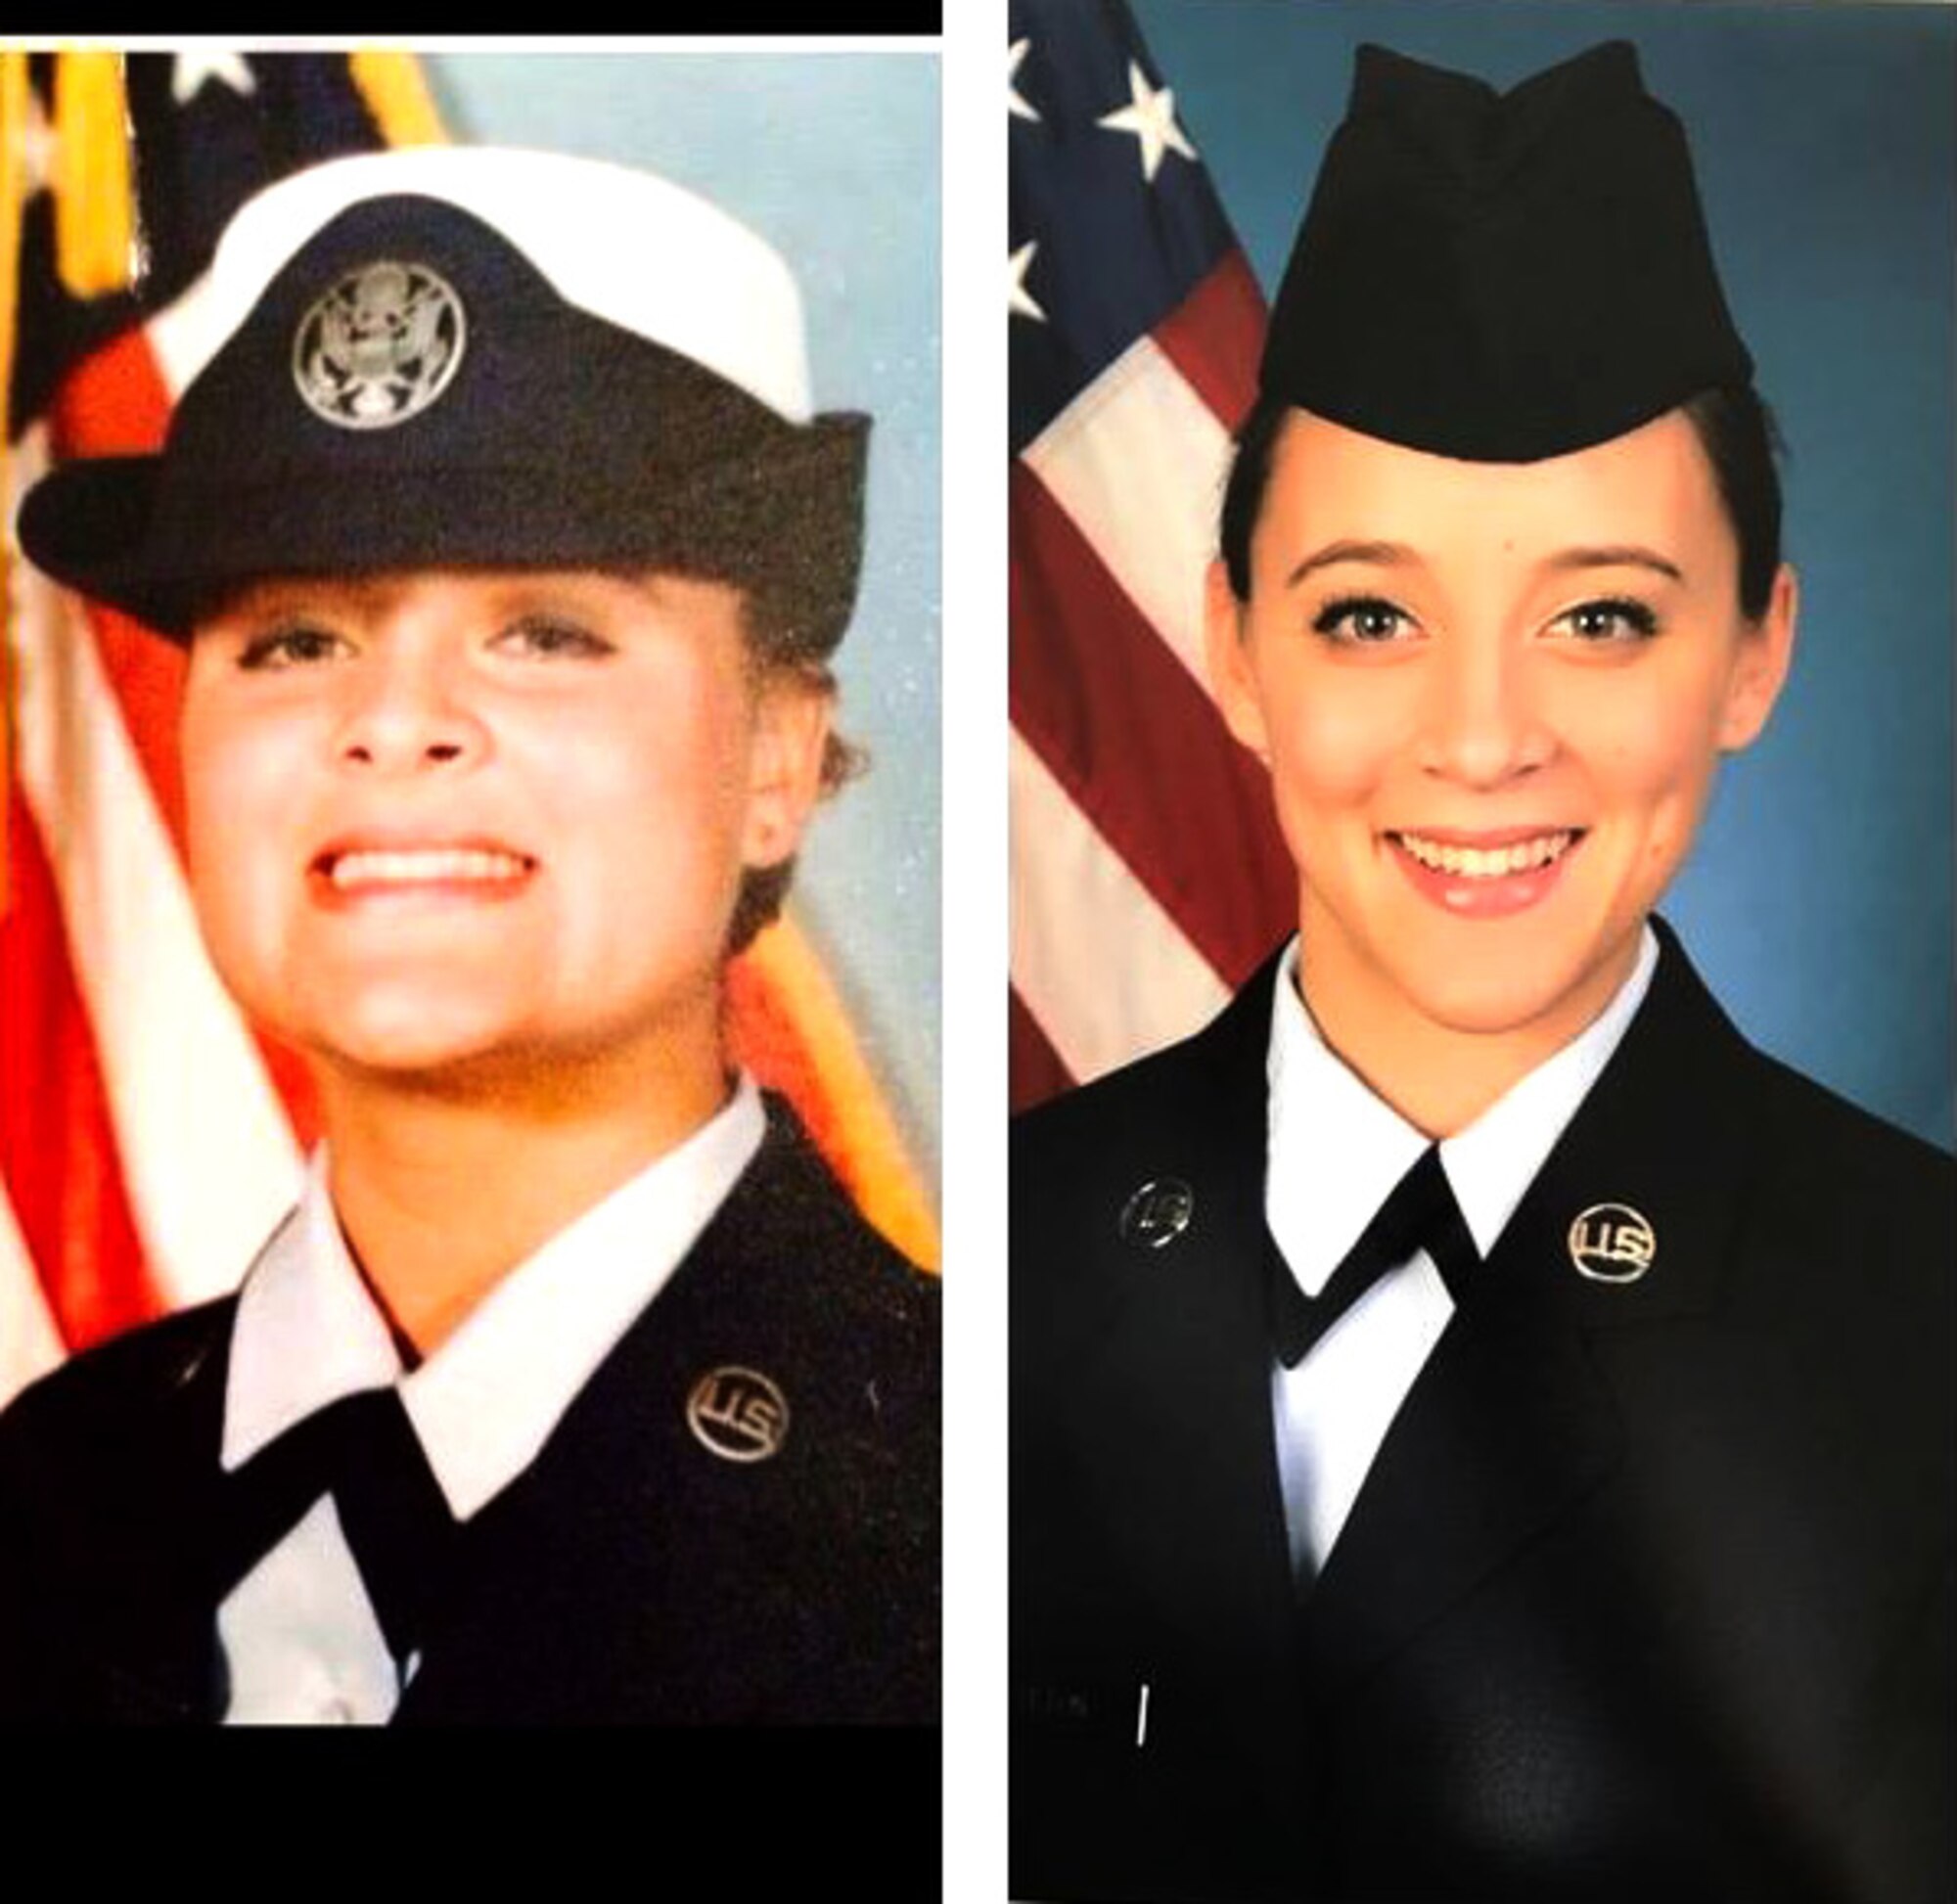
[288,999,542,1091]
[1373,930,1642,1046]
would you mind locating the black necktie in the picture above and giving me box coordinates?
[1271,1145,1480,1368]
[216,1386,459,1665]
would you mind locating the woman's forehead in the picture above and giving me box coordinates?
[1256,406,1729,575]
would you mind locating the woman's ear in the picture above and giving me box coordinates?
[742,675,834,871]
[1204,559,1269,761]
[1718,562,1798,753]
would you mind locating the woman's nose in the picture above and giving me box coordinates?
[1417,637,1551,788]
[335,643,487,773]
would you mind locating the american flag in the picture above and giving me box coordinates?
[1,50,935,1409]
[1008,0,1295,1111]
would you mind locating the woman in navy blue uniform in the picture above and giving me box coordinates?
[1012,42,1952,1900]
[1,147,936,1727]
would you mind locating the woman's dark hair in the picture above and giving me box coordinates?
[1217,396,1294,607]
[1678,385,1785,621]
[1218,385,1785,621]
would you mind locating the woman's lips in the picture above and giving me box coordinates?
[1386,827,1583,917]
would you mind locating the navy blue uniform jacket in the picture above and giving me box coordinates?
[0,1098,939,1725]
[1012,924,1952,1901]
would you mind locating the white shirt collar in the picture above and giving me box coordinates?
[222,1075,767,1521]
[1266,928,1660,1294]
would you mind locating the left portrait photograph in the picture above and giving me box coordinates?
[0,49,939,1730]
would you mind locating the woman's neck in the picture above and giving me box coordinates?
[1293,910,1645,1140]
[314,1025,730,1357]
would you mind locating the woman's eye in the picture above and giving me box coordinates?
[1313,596,1414,645]
[493,616,616,659]
[236,624,349,670]
[1553,598,1661,644]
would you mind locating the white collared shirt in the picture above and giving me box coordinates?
[216,1076,766,1724]
[1266,929,1659,1578]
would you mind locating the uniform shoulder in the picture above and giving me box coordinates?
[1012,959,1278,1171]
[719,1097,937,1460]
[0,1299,232,1474]
[0,1301,233,1627]
[1649,920,1952,1233]
[1748,1047,1954,1227]
[1727,1049,1954,1372]
[1013,1028,1206,1153]
[750,1091,937,1340]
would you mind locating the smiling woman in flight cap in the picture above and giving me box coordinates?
[0,145,936,1726]
[1013,41,1952,1900]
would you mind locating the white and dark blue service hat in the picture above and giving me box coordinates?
[20,145,869,657]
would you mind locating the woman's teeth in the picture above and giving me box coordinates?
[1394,831,1575,879]
[329,848,529,888]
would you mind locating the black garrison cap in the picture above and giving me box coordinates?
[1260,41,1753,462]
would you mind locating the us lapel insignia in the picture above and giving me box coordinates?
[1567,1202,1657,1283]
[1119,1178,1194,1249]
[686,1366,790,1463]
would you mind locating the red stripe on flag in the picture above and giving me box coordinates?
[1152,249,1267,433]
[1008,984,1075,1115]
[51,322,171,457]
[0,787,159,1348]
[1009,465,1295,986]
[89,601,189,843]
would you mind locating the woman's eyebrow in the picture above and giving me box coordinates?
[1282,539,1687,590]
[1285,539,1420,588]
[1541,544,1685,583]
[214,576,399,620]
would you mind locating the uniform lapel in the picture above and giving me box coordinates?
[402,1122,814,1714]
[1060,958,1307,1802]
[1300,1252,1627,1698]
[1305,920,1760,1696]
[399,1103,936,1722]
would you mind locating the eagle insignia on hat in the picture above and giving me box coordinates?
[292,257,466,430]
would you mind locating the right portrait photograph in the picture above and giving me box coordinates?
[1008,1,1954,1898]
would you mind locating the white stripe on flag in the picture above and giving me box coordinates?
[1021,333,1234,693]
[11,462,303,1306]
[0,1180,66,1411]
[1011,729,1230,1083]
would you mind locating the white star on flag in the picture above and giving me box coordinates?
[1009,39,1040,122]
[1009,241,1046,323]
[171,51,257,106]
[1096,60,1197,182]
